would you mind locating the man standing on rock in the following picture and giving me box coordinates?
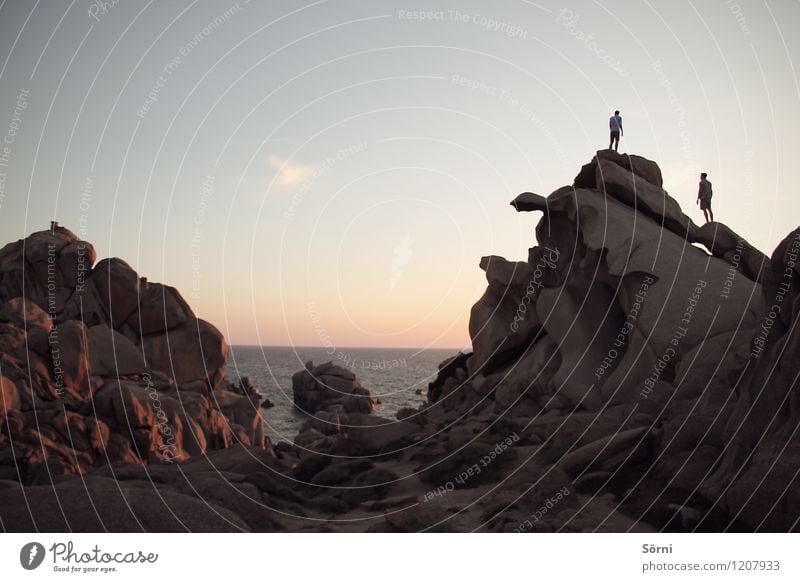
[609,110,623,152]
[697,172,714,223]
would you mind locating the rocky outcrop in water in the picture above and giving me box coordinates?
[292,361,374,415]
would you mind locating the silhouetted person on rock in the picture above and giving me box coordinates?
[697,172,714,223]
[609,110,623,152]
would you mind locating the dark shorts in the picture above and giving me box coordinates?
[699,197,711,210]
[610,130,620,140]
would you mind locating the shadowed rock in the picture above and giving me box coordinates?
[510,191,547,212]
[691,222,770,282]
[469,256,543,374]
[574,149,663,189]
[0,484,249,532]
[292,360,374,415]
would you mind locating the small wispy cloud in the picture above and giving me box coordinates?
[390,235,413,291]
[268,155,315,187]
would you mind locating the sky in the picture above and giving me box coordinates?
[0,0,798,350]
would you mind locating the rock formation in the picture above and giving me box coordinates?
[1,152,798,532]
[292,361,374,415]
[0,225,266,486]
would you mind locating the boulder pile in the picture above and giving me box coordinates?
[0,225,266,486]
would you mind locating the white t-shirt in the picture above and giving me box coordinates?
[609,115,622,132]
[699,179,712,199]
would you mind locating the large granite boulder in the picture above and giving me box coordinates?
[54,319,92,399]
[691,221,770,282]
[0,377,20,416]
[127,281,191,335]
[508,183,763,410]
[143,318,229,387]
[87,324,147,376]
[692,227,800,530]
[292,361,374,415]
[0,297,52,334]
[574,149,663,189]
[90,258,140,329]
[469,255,545,374]
[0,226,77,313]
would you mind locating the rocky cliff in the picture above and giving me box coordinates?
[1,152,798,532]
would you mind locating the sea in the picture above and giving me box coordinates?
[224,346,460,443]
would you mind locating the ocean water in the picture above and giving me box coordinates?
[224,346,458,443]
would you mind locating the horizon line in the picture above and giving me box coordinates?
[229,344,472,351]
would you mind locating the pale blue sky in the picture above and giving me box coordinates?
[1,0,798,348]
